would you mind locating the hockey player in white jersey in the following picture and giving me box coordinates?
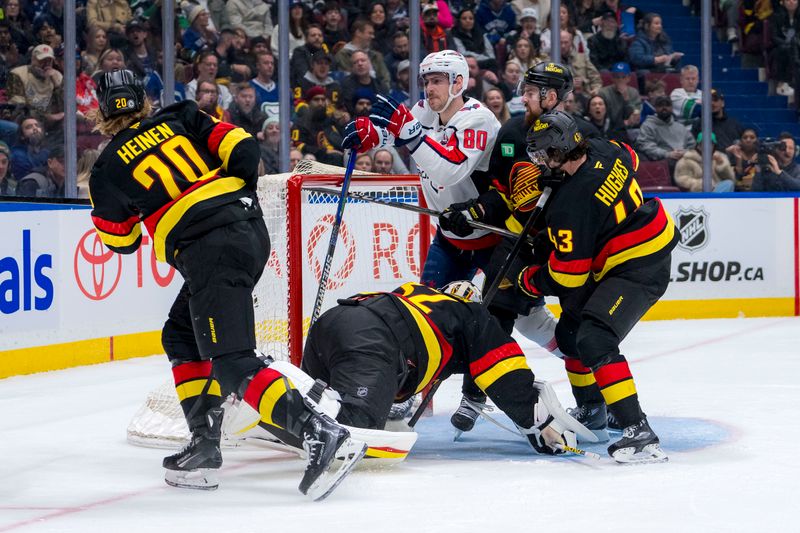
[365,50,503,289]
[341,52,560,435]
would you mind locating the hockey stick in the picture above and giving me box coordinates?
[555,443,602,460]
[482,187,552,306]
[305,186,533,244]
[407,379,442,428]
[309,151,358,328]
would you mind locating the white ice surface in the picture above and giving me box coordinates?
[1,317,799,532]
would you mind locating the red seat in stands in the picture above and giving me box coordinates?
[636,159,681,192]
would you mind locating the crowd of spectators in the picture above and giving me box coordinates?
[0,0,798,199]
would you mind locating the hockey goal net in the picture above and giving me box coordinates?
[127,160,431,447]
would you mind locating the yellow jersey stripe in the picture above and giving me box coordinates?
[600,379,638,405]
[567,370,597,388]
[153,176,247,261]
[259,378,290,429]
[176,379,222,402]
[593,212,676,281]
[96,223,142,249]
[474,356,530,391]
[548,264,590,288]
[395,298,442,393]
[218,127,251,169]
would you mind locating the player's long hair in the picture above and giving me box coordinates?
[89,99,153,137]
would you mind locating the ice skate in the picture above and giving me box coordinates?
[607,409,624,432]
[450,394,490,441]
[299,412,367,501]
[608,418,668,464]
[567,402,609,443]
[163,407,224,490]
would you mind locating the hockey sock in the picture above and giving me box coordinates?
[564,357,605,406]
[241,367,308,437]
[592,356,644,428]
[171,360,224,432]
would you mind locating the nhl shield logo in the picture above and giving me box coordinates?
[675,207,709,252]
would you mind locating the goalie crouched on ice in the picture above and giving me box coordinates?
[88,69,365,499]
[300,281,597,455]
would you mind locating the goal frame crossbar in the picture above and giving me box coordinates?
[284,173,429,364]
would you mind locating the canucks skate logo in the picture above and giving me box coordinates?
[675,207,709,253]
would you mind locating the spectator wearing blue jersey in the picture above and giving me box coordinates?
[250,51,279,117]
[476,0,517,47]
[182,4,217,57]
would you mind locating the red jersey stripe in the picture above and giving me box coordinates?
[592,199,668,271]
[594,361,633,388]
[91,214,140,236]
[422,134,467,164]
[469,342,524,377]
[242,367,283,409]
[207,122,236,155]
[564,357,592,374]
[171,360,212,384]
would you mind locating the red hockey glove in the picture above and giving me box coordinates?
[370,95,422,147]
[517,265,543,300]
[341,116,389,153]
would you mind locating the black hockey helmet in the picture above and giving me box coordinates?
[97,69,145,119]
[520,62,574,101]
[526,111,583,157]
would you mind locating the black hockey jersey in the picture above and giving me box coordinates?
[349,282,532,400]
[526,138,679,296]
[484,114,546,234]
[89,100,261,265]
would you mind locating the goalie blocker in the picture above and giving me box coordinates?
[301,282,597,455]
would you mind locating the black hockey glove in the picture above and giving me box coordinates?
[529,231,553,265]
[439,201,481,237]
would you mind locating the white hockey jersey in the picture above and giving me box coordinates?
[409,97,501,246]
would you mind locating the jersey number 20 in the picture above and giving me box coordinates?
[132,136,211,199]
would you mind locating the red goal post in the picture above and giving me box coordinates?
[255,160,431,366]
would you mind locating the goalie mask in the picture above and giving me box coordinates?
[441,280,482,303]
[97,69,145,119]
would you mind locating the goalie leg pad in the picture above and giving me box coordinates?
[266,360,342,420]
[533,380,599,444]
[189,286,257,359]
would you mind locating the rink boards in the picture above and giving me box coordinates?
[0,194,798,377]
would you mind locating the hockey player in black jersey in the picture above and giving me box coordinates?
[89,69,365,499]
[519,111,678,464]
[444,62,574,436]
[301,281,597,455]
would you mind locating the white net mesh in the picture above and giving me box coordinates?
[127,163,428,447]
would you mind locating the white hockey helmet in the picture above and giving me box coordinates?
[441,280,483,303]
[419,50,469,106]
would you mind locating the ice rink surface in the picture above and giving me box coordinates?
[2,316,799,533]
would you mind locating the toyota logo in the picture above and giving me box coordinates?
[74,229,122,300]
[307,214,356,290]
